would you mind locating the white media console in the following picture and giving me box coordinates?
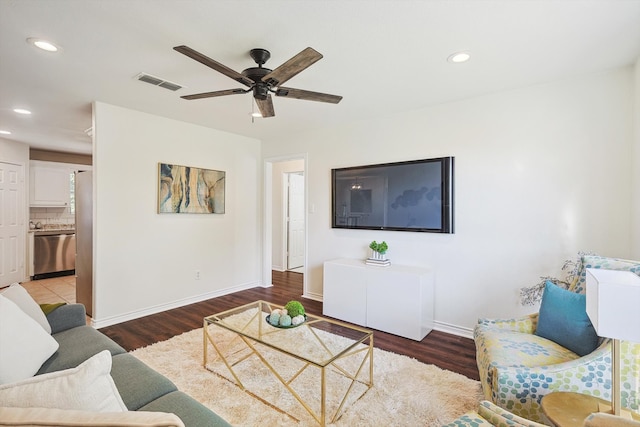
[322,258,434,341]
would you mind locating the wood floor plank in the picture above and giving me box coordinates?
[99,270,479,380]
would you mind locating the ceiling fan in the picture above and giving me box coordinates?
[173,45,343,118]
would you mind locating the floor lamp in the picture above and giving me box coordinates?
[586,268,640,417]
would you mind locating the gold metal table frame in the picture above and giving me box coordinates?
[203,300,374,426]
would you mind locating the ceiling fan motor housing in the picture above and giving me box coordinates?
[242,66,273,100]
[252,83,269,100]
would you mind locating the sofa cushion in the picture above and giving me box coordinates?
[38,325,126,374]
[1,283,51,333]
[0,407,185,427]
[139,391,232,427]
[441,411,495,426]
[0,350,127,412]
[476,325,579,369]
[110,353,177,410]
[0,294,59,384]
[46,303,87,334]
[535,281,598,356]
[477,400,548,426]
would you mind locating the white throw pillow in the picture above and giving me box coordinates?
[0,407,186,427]
[0,294,59,384]
[0,350,127,412]
[0,283,51,333]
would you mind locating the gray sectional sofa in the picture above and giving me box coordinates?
[40,303,231,427]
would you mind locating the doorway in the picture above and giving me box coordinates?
[264,156,307,294]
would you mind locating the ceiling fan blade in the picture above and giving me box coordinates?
[181,88,247,100]
[255,95,275,118]
[262,47,323,86]
[275,87,342,104]
[174,45,254,87]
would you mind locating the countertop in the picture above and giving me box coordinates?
[29,228,76,234]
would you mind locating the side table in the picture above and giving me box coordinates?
[541,392,640,427]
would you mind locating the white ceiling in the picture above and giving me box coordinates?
[1,0,640,155]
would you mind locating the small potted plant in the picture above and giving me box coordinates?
[369,240,388,260]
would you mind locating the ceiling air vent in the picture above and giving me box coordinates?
[135,73,183,91]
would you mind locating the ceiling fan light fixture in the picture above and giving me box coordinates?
[27,37,61,52]
[250,98,263,118]
[447,51,470,63]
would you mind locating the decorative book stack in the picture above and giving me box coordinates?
[366,256,391,267]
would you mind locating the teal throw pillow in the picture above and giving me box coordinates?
[534,281,599,356]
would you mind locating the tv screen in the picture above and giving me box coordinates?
[331,157,454,233]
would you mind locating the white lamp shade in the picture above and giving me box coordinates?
[586,268,640,342]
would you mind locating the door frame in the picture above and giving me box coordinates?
[263,154,307,293]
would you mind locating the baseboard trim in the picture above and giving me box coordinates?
[433,320,474,340]
[91,281,261,329]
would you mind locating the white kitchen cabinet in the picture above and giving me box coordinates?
[30,161,71,207]
[323,258,434,341]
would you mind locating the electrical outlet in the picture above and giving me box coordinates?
[195,270,200,280]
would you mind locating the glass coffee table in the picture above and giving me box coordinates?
[203,300,374,426]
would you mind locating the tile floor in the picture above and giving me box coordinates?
[21,275,93,323]
[22,275,77,305]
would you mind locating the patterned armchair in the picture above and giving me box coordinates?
[443,401,640,427]
[474,255,640,423]
[443,400,547,427]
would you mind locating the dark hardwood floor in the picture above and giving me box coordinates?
[99,270,479,380]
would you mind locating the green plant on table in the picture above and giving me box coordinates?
[369,240,388,254]
[284,300,305,318]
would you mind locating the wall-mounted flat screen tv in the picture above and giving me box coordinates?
[331,157,454,233]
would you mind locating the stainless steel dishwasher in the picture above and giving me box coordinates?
[33,231,76,279]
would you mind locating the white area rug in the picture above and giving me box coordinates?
[131,312,482,426]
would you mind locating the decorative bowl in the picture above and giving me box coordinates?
[265,314,307,329]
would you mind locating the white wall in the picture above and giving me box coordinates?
[271,159,305,271]
[0,138,29,164]
[262,67,635,336]
[92,102,262,326]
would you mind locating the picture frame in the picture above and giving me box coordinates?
[158,163,225,214]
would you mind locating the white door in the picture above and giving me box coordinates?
[0,162,25,286]
[286,172,305,270]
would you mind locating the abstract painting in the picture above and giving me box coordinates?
[158,163,225,214]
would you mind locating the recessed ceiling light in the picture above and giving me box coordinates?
[0,130,11,135]
[447,52,470,63]
[27,37,60,52]
[13,108,32,115]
